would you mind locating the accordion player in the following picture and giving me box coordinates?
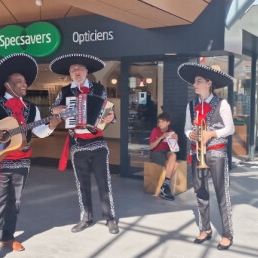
[65,94,114,133]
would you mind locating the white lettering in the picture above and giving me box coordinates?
[72,29,114,44]
[45,33,51,43]
[0,33,54,49]
[73,32,79,43]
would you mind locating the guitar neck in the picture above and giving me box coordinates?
[2,107,77,140]
[9,115,54,137]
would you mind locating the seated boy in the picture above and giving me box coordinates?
[149,112,178,201]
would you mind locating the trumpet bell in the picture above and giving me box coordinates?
[197,163,209,169]
[196,154,209,169]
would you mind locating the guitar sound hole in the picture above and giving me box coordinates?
[1,131,10,143]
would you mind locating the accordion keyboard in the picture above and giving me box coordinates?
[65,96,77,129]
[64,94,114,131]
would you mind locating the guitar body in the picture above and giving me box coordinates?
[0,117,23,161]
[0,108,77,162]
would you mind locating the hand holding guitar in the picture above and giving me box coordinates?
[49,116,62,130]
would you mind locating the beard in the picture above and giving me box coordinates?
[74,77,85,86]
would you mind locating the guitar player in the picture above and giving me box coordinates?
[49,53,119,235]
[0,53,61,252]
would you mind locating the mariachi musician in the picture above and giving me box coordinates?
[0,53,61,252]
[49,53,119,234]
[178,62,235,250]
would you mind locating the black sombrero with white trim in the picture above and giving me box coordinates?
[0,53,38,96]
[49,53,105,75]
[177,62,234,89]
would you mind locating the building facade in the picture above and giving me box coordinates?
[0,0,257,178]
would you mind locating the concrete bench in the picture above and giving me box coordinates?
[143,160,187,196]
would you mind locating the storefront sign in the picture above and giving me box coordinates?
[72,29,114,45]
[0,22,61,57]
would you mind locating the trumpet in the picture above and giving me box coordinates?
[195,112,209,169]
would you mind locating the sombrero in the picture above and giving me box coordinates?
[49,53,105,75]
[177,62,234,89]
[0,53,38,95]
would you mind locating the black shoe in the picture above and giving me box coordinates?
[194,231,212,244]
[106,220,119,234]
[217,236,233,250]
[160,184,175,201]
[71,220,94,233]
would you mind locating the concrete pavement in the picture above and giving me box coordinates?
[1,159,258,258]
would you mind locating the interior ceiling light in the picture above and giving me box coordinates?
[35,0,42,7]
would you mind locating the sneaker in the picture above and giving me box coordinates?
[160,184,175,201]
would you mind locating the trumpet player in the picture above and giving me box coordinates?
[178,62,235,251]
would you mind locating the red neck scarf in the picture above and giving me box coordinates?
[194,102,212,126]
[5,98,26,124]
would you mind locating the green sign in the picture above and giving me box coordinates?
[0,22,61,57]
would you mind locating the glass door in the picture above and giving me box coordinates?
[128,62,160,176]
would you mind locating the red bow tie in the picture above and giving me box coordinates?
[79,87,90,94]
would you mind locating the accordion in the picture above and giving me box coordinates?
[65,94,114,131]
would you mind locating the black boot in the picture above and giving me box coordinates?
[71,220,94,233]
[106,220,119,234]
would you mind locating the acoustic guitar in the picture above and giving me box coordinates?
[0,108,77,161]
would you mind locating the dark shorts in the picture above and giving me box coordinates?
[150,150,170,166]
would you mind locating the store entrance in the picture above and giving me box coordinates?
[128,62,162,176]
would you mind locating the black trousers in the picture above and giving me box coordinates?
[192,148,233,238]
[70,137,116,222]
[0,160,30,241]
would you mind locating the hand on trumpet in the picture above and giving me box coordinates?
[189,131,197,141]
[190,130,217,145]
[202,131,217,145]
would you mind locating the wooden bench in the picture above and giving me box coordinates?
[143,160,187,196]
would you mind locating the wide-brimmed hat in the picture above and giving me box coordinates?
[49,53,105,75]
[177,62,233,89]
[0,53,38,95]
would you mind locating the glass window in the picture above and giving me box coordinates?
[202,56,251,157]
[128,62,161,175]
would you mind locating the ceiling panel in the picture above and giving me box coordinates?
[0,1,17,25]
[3,0,42,22]
[129,6,190,27]
[98,0,191,26]
[65,7,92,18]
[139,0,209,22]
[0,0,212,28]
